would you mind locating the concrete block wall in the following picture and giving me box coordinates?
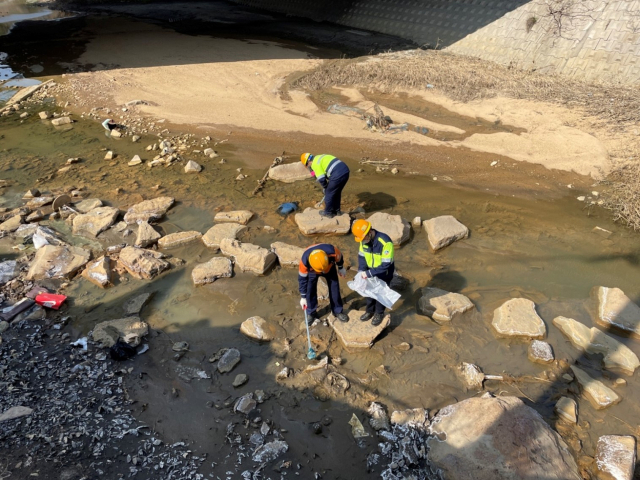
[234,0,640,83]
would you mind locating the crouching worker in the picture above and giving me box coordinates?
[352,219,395,326]
[299,243,349,325]
[301,153,350,218]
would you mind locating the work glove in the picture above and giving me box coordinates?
[300,298,307,310]
[338,267,346,277]
[360,271,369,279]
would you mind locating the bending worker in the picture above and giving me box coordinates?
[352,219,395,326]
[299,243,349,325]
[301,153,350,218]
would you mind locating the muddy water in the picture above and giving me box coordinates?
[2,98,640,475]
[310,88,526,141]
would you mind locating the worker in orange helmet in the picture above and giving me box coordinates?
[301,153,350,218]
[352,219,395,326]
[298,243,349,325]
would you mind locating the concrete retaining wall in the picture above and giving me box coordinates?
[235,0,640,84]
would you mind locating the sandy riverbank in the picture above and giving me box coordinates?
[61,16,609,178]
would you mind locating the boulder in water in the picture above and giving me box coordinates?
[269,162,309,183]
[192,257,232,285]
[367,212,411,246]
[271,242,304,267]
[294,208,350,235]
[117,246,170,280]
[418,287,474,323]
[570,365,620,409]
[27,245,91,280]
[220,239,276,275]
[491,298,546,340]
[423,215,469,251]
[123,197,175,224]
[595,286,640,339]
[214,210,253,225]
[92,317,148,347]
[240,316,276,342]
[328,310,390,350]
[158,231,202,249]
[202,223,246,250]
[72,206,119,237]
[553,316,639,374]
[135,221,162,247]
[596,435,636,480]
[427,395,581,480]
[81,256,112,288]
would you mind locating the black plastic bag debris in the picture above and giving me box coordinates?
[109,340,137,361]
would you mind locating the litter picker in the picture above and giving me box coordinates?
[303,307,317,360]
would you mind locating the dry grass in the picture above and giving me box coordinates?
[600,162,640,231]
[291,50,640,228]
[292,50,640,127]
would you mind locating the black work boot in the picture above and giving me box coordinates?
[360,312,373,322]
[371,313,384,326]
[336,312,349,323]
[306,311,319,326]
[319,210,336,218]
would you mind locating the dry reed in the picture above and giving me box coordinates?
[291,50,640,228]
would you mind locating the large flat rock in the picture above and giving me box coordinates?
[123,197,174,224]
[0,215,24,233]
[427,395,581,480]
[220,239,276,275]
[328,310,390,350]
[596,286,640,338]
[92,317,148,347]
[214,210,253,225]
[367,212,410,246]
[269,162,309,183]
[158,231,202,249]
[81,256,112,288]
[553,316,640,375]
[202,223,246,250]
[74,198,103,213]
[294,208,350,235]
[72,206,119,237]
[570,366,620,410]
[417,287,474,323]
[271,242,304,267]
[423,215,469,251]
[27,245,91,280]
[596,435,636,480]
[118,246,170,280]
[491,298,546,340]
[192,257,232,285]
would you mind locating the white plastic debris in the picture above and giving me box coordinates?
[71,337,88,351]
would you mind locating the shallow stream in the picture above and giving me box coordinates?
[1,6,640,477]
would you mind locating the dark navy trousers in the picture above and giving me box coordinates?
[305,265,344,315]
[324,164,350,215]
[366,268,394,315]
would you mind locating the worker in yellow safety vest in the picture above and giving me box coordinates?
[301,153,350,218]
[351,219,395,326]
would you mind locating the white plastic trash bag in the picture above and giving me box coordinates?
[32,233,50,250]
[347,274,401,309]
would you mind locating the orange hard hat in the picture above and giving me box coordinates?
[352,219,371,242]
[301,153,313,165]
[309,249,329,273]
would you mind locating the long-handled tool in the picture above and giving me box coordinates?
[303,307,317,360]
[314,195,325,209]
